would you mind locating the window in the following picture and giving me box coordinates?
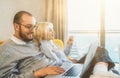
[105,0,120,63]
[67,0,120,62]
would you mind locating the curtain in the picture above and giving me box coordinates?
[45,0,67,42]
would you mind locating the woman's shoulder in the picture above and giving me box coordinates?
[40,40,52,47]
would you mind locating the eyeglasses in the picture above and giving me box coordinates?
[19,23,36,30]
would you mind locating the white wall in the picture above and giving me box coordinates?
[0,0,46,41]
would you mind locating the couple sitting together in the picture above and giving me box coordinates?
[0,11,117,78]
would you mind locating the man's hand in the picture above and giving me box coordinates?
[34,66,65,78]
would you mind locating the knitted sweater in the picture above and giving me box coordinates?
[0,39,54,78]
[40,40,72,66]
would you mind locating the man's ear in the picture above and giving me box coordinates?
[14,23,20,32]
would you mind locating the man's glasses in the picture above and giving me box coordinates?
[19,23,36,30]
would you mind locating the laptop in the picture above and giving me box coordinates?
[45,41,98,78]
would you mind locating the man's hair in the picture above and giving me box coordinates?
[13,11,32,24]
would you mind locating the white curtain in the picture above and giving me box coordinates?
[45,0,67,42]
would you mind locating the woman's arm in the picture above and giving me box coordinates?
[64,36,73,56]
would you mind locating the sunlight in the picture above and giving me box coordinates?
[67,0,100,31]
[67,0,120,63]
[105,0,120,30]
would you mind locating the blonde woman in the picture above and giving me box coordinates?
[34,22,74,66]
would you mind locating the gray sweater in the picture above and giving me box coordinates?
[0,39,54,78]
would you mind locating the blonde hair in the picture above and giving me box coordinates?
[34,22,53,43]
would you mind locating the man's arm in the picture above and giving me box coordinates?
[0,64,64,78]
[34,66,64,78]
[0,61,35,78]
[0,45,64,78]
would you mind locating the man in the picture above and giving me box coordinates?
[0,11,64,78]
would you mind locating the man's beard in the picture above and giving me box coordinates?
[19,27,33,42]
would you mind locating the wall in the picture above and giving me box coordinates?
[0,0,46,41]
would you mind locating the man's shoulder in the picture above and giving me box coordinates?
[1,39,13,46]
[0,39,15,51]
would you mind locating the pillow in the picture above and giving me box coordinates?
[0,40,3,45]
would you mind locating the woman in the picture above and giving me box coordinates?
[34,22,75,66]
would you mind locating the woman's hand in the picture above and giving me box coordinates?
[34,66,65,78]
[70,59,78,63]
[67,36,74,45]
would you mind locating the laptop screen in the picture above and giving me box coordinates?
[80,41,98,77]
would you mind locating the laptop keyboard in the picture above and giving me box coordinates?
[62,66,80,77]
